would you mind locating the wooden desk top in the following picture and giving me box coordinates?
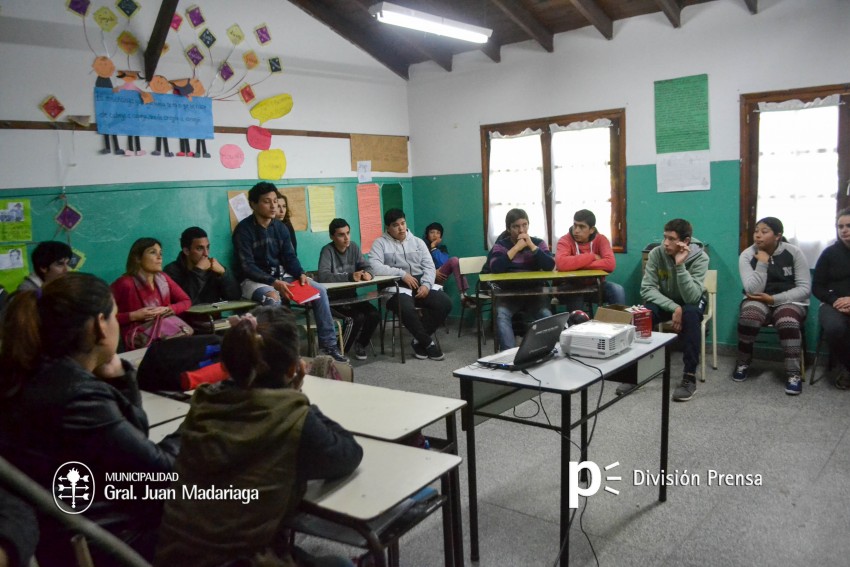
[479,269,609,283]
[303,436,461,521]
[141,390,189,427]
[302,376,465,442]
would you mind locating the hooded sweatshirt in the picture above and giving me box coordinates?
[738,240,810,305]
[640,238,708,313]
[486,233,555,291]
[368,229,436,290]
[555,229,615,273]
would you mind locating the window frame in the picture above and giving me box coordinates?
[739,84,850,252]
[480,108,627,252]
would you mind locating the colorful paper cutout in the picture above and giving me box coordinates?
[226,24,244,45]
[243,51,259,70]
[186,5,205,28]
[219,62,234,82]
[93,6,118,32]
[249,94,293,125]
[70,248,86,271]
[269,57,282,73]
[246,125,271,150]
[199,28,216,48]
[161,43,170,55]
[94,90,213,139]
[116,0,140,18]
[258,149,286,180]
[170,12,183,31]
[68,115,91,127]
[220,144,245,169]
[40,95,65,121]
[55,204,83,231]
[0,245,28,291]
[239,84,256,104]
[185,44,204,67]
[117,31,139,55]
[307,186,336,232]
[254,24,271,45]
[67,0,91,17]
[0,200,32,241]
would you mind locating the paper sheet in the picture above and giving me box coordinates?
[307,186,336,233]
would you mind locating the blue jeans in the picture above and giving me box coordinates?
[495,296,552,350]
[560,281,626,312]
[646,299,705,375]
[250,278,337,349]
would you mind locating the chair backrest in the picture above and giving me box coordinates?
[704,269,717,317]
[459,256,487,276]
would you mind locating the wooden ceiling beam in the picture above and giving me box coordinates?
[568,0,613,39]
[489,0,554,52]
[480,41,501,63]
[654,0,681,28]
[287,0,410,79]
[143,0,179,80]
[743,0,758,14]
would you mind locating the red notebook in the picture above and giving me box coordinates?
[289,282,321,305]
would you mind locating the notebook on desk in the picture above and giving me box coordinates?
[477,312,569,371]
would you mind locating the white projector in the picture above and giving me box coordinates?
[560,321,635,359]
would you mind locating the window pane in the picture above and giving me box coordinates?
[757,105,838,264]
[488,135,546,246]
[551,127,612,240]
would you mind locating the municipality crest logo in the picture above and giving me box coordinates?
[53,461,94,514]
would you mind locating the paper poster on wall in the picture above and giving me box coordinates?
[350,134,408,173]
[280,187,307,231]
[229,192,252,223]
[654,74,709,154]
[357,184,382,253]
[307,186,336,233]
[258,149,286,180]
[0,199,32,242]
[656,150,711,193]
[94,89,213,139]
[357,161,372,183]
[0,244,28,292]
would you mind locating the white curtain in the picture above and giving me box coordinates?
[487,129,546,247]
[756,95,840,265]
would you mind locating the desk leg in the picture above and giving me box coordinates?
[476,281,482,358]
[580,389,588,483]
[440,474,454,567]
[560,392,571,567]
[461,381,480,561]
[446,413,465,567]
[660,346,671,503]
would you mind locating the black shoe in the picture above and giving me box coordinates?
[425,341,445,361]
[615,383,637,396]
[672,374,696,402]
[411,339,428,360]
[320,345,349,363]
[353,343,367,361]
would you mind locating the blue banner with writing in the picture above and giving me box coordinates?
[94,88,214,139]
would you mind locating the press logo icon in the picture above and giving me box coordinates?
[568,461,622,508]
[53,461,94,514]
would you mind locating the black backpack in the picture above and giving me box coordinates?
[136,334,222,392]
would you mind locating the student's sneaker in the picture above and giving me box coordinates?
[411,339,428,360]
[321,345,349,363]
[353,343,368,361]
[615,383,637,396]
[425,341,445,361]
[732,363,749,382]
[672,374,697,402]
[785,374,803,395]
[835,369,850,390]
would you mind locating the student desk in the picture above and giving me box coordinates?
[302,376,466,566]
[140,391,189,428]
[183,299,258,333]
[453,333,676,566]
[476,270,609,356]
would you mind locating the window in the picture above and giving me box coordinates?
[740,85,850,262]
[480,109,626,251]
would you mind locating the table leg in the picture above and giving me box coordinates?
[440,474,454,567]
[446,413,465,567]
[476,281,483,358]
[560,392,571,567]
[660,346,671,502]
[580,389,588,483]
[461,380,479,561]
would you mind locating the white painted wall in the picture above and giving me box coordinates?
[0,0,409,189]
[407,0,850,176]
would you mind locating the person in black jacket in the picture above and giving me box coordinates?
[0,486,38,567]
[0,273,180,566]
[164,226,241,304]
[813,208,850,388]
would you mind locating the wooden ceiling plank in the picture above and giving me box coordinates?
[144,0,179,80]
[287,0,410,79]
[568,0,613,40]
[743,0,758,14]
[480,41,501,63]
[489,0,554,52]
[653,0,681,27]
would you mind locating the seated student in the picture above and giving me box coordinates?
[233,182,347,362]
[155,307,362,567]
[16,240,72,291]
[369,208,452,361]
[639,218,708,402]
[813,208,850,388]
[0,486,38,567]
[111,237,192,347]
[164,226,241,304]
[275,191,298,253]
[734,217,810,395]
[486,208,555,350]
[423,222,474,307]
[317,218,380,360]
[0,273,180,566]
[555,209,626,311]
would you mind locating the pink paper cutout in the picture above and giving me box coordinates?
[220,144,245,169]
[246,126,271,150]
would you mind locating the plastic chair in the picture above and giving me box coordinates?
[457,256,492,339]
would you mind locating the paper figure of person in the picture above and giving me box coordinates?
[115,70,147,156]
[92,56,124,156]
[148,75,173,157]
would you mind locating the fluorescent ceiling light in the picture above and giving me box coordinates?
[369,2,493,44]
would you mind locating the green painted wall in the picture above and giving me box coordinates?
[410,162,822,349]
[3,177,413,288]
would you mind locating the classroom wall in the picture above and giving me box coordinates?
[408,0,850,346]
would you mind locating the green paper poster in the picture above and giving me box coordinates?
[654,74,709,154]
[0,244,29,291]
[0,199,33,242]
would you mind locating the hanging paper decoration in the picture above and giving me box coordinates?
[116,0,140,19]
[185,44,204,67]
[186,5,205,28]
[66,0,91,17]
[117,31,140,55]
[93,7,118,32]
[254,24,271,45]
[239,84,256,104]
[55,203,83,231]
[199,28,217,48]
[247,126,271,150]
[227,24,245,45]
[220,145,245,169]
[170,12,183,31]
[219,62,235,82]
[40,95,66,121]
[243,51,259,70]
[70,249,86,271]
[160,43,170,55]
[269,57,282,73]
